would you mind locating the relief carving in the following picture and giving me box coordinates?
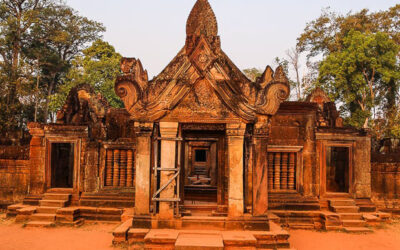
[115,0,290,123]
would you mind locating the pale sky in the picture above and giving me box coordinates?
[65,0,399,78]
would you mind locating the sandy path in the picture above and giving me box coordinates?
[1,213,400,250]
[289,222,400,250]
[0,214,120,250]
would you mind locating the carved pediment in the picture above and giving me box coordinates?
[115,0,290,123]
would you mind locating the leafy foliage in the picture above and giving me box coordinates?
[50,39,123,112]
[297,5,400,134]
[0,0,105,134]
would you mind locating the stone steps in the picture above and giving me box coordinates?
[332,206,359,213]
[43,193,71,200]
[39,200,67,207]
[328,197,374,233]
[121,226,292,249]
[329,199,355,207]
[343,227,373,233]
[340,213,362,220]
[30,213,56,222]
[25,221,55,228]
[46,188,73,194]
[342,219,366,227]
[37,206,59,214]
[25,190,73,228]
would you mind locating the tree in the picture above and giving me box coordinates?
[27,3,105,122]
[297,5,400,59]
[318,30,400,128]
[0,0,105,132]
[243,68,263,82]
[50,39,123,114]
[0,0,52,132]
[297,5,400,132]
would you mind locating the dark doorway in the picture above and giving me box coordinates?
[326,147,349,193]
[180,128,225,215]
[51,143,74,188]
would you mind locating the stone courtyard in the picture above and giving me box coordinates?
[1,212,400,250]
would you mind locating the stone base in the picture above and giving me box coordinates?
[115,225,291,249]
[132,214,270,231]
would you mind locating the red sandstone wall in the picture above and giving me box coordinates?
[0,159,30,205]
[0,146,29,160]
[372,162,400,200]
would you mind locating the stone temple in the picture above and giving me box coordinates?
[2,0,395,249]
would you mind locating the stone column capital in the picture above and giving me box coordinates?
[134,122,154,137]
[28,122,45,137]
[159,122,179,138]
[226,122,246,137]
[254,115,271,138]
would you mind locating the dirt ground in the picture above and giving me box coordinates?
[1,212,400,250]
[289,220,400,250]
[0,213,119,250]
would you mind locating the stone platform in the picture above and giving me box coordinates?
[113,221,292,249]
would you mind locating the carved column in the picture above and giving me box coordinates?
[106,149,113,186]
[27,123,46,195]
[274,153,281,190]
[112,149,120,187]
[134,122,153,216]
[126,150,133,187]
[281,153,289,190]
[227,123,246,218]
[252,117,270,216]
[268,153,274,190]
[120,150,127,187]
[288,152,296,190]
[159,122,179,219]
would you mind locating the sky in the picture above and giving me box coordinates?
[65,0,399,78]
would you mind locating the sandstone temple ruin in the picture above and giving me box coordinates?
[1,0,398,249]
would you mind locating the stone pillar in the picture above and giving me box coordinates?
[226,123,246,218]
[27,123,46,195]
[252,118,269,216]
[159,122,179,219]
[105,149,113,186]
[134,122,153,216]
[112,149,120,187]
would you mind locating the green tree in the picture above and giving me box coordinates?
[50,39,123,113]
[243,68,263,82]
[318,30,400,128]
[0,0,105,133]
[0,0,52,132]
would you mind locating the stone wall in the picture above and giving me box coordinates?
[371,153,400,210]
[269,102,318,197]
[0,159,30,206]
[0,145,29,160]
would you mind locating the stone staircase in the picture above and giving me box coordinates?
[328,198,372,233]
[25,188,72,228]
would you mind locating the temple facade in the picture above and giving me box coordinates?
[3,1,387,241]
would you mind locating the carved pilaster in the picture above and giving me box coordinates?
[252,116,270,216]
[159,122,179,219]
[226,123,246,218]
[134,122,154,216]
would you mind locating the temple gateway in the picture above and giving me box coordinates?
[5,0,385,248]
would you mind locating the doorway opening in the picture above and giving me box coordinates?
[51,143,74,188]
[326,147,349,193]
[181,128,224,216]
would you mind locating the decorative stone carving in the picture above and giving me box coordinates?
[56,84,109,139]
[115,0,290,123]
[307,87,344,128]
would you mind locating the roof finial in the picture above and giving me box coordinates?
[186,0,218,37]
